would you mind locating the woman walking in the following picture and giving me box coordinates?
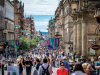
[17,57,25,75]
[71,63,87,75]
[56,62,68,75]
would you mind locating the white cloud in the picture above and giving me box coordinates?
[10,0,58,31]
[35,21,48,26]
[35,21,48,32]
[16,0,59,15]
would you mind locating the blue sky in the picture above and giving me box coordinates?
[13,0,60,32]
[25,15,55,32]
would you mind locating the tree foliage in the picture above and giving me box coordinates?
[19,35,39,50]
[30,35,39,48]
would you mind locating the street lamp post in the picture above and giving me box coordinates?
[5,19,8,57]
[13,25,20,58]
[6,46,8,60]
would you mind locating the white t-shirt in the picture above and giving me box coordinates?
[1,57,5,65]
[64,56,66,58]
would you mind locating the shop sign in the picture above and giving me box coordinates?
[92,45,100,50]
[90,48,95,55]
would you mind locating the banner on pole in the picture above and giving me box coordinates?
[47,39,49,46]
[16,40,19,46]
[55,38,59,50]
[7,66,19,75]
[11,40,19,48]
[48,38,53,49]
[11,40,14,46]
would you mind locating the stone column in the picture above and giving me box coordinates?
[82,20,88,59]
[76,20,82,58]
[73,21,77,53]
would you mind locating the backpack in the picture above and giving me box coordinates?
[41,65,50,75]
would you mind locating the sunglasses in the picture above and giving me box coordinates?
[60,65,64,66]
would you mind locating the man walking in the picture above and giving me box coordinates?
[1,54,5,75]
[38,58,52,75]
[25,56,33,75]
[95,56,100,75]
[63,57,70,75]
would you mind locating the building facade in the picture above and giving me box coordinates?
[25,16,35,39]
[12,0,24,40]
[30,17,35,39]
[24,17,31,39]
[0,0,5,53]
[3,0,14,45]
[54,0,100,59]
[48,17,55,38]
[36,31,41,37]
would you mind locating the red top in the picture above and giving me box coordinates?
[57,68,68,75]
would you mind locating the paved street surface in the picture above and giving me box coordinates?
[0,67,58,75]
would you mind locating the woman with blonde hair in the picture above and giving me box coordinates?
[87,64,94,70]
[82,63,90,75]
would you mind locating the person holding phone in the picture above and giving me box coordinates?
[17,57,25,75]
[25,56,33,75]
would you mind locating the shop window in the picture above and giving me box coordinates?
[2,0,4,7]
[0,0,1,5]
[1,0,4,7]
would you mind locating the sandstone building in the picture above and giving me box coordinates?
[24,16,35,39]
[48,17,55,38]
[12,0,24,40]
[54,0,100,59]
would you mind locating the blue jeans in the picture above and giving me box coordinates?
[26,69,31,75]
[53,61,55,67]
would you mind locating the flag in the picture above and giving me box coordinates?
[11,40,19,48]
[11,40,14,46]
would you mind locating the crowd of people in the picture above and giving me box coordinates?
[0,48,100,75]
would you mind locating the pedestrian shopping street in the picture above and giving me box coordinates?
[1,0,100,75]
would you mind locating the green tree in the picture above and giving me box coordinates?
[19,36,30,50]
[30,35,39,48]
[19,35,39,50]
